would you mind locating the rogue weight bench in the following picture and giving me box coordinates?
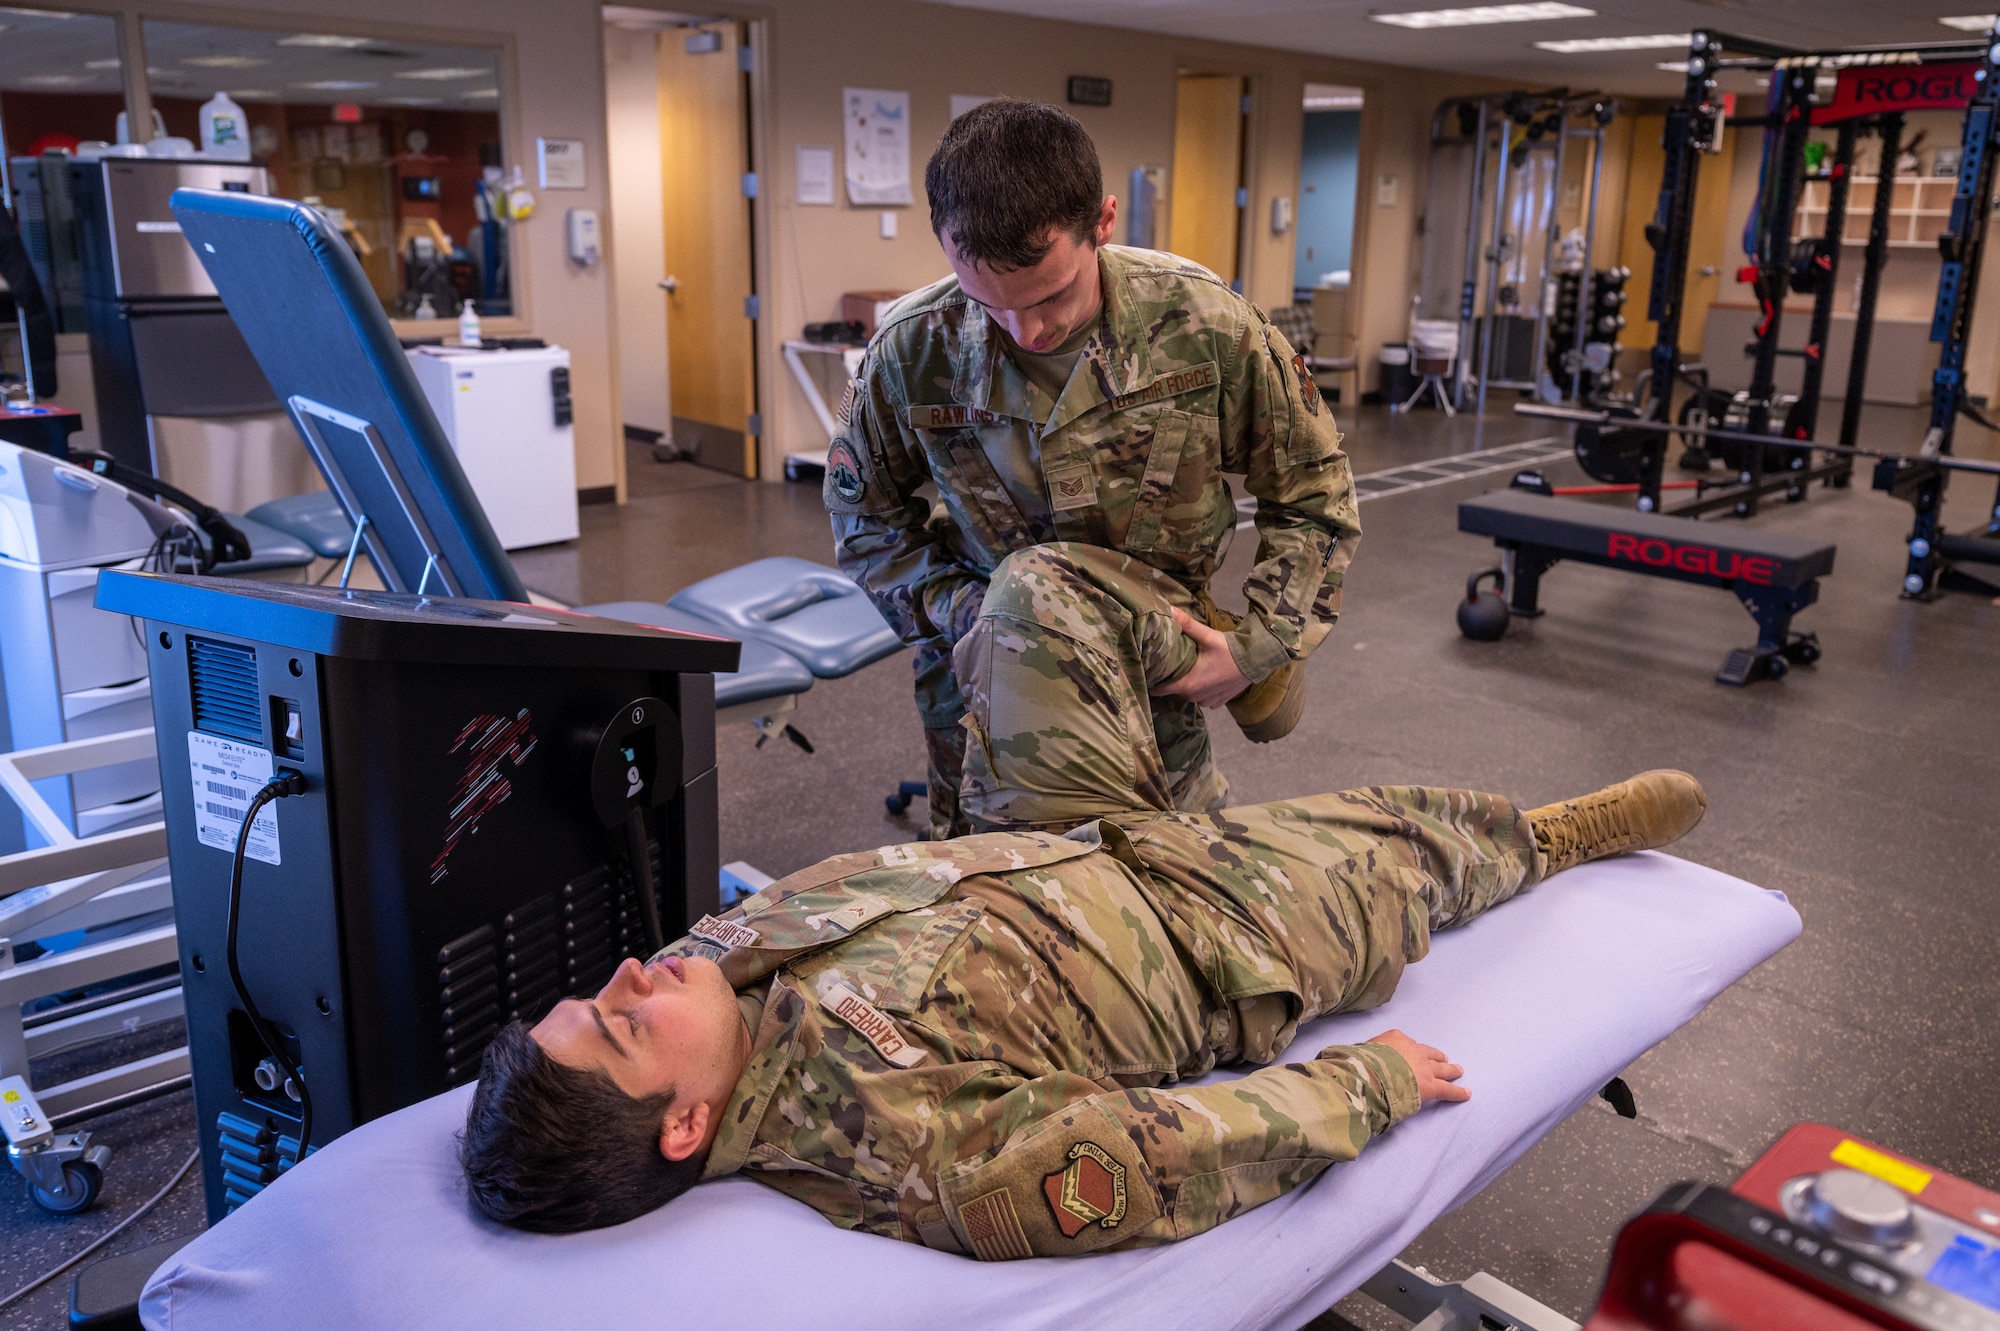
[1458,489,1836,685]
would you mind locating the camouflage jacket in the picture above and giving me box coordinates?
[664,820,1420,1260]
[822,246,1362,688]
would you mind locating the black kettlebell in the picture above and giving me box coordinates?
[1457,568,1510,641]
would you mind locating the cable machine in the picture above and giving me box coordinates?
[1417,90,1618,415]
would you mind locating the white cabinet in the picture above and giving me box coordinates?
[405,346,581,551]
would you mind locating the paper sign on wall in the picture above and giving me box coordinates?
[797,145,835,205]
[538,137,587,190]
[843,88,912,206]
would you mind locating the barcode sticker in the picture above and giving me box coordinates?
[188,731,280,865]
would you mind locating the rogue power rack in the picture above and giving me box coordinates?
[1580,28,1996,529]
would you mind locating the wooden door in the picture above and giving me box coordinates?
[1169,74,1244,282]
[658,21,757,476]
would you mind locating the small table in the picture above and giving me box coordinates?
[0,401,84,457]
[780,340,865,479]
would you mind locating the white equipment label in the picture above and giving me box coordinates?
[188,732,280,866]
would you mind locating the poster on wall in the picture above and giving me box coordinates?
[796,145,836,205]
[843,87,912,206]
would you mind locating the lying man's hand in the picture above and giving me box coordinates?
[1367,1028,1470,1106]
[1151,607,1252,709]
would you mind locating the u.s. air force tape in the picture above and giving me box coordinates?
[819,980,927,1067]
[689,915,761,950]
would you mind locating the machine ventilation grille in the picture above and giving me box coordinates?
[188,638,262,743]
[436,838,668,1080]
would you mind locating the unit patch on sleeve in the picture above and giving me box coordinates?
[1041,1141,1130,1237]
[826,440,867,503]
[1291,352,1322,414]
[835,378,860,426]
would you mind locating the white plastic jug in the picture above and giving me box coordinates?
[199,92,252,162]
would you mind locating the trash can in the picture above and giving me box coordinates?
[1380,344,1417,408]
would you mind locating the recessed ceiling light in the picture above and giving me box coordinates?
[1535,33,1690,52]
[462,88,499,98]
[0,6,76,16]
[394,67,486,80]
[384,96,443,105]
[278,33,372,48]
[84,57,119,68]
[25,73,81,85]
[1656,61,1689,72]
[229,90,278,99]
[295,80,377,90]
[1938,14,1997,30]
[1371,2,1592,29]
[183,55,269,68]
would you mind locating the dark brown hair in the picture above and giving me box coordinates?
[459,1021,705,1232]
[926,99,1104,271]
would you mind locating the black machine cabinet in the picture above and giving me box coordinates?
[96,572,738,1223]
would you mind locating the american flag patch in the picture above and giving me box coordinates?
[958,1188,1032,1261]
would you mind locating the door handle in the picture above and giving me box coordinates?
[659,276,679,293]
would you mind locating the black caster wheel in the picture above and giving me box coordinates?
[1785,485,1804,503]
[1782,638,1821,666]
[29,1160,102,1215]
[1456,569,1510,641]
[1765,655,1790,680]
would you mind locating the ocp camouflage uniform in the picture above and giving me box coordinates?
[823,245,1360,836]
[667,794,1541,1260]
[661,549,1546,1259]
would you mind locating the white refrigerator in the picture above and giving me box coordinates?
[406,345,581,550]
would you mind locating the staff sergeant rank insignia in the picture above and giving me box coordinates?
[1042,1141,1129,1237]
[827,440,866,503]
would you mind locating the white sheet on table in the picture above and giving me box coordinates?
[142,851,1800,1331]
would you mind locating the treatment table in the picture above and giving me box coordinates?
[138,851,1800,1330]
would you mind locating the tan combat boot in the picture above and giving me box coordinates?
[1525,770,1707,876]
[1200,601,1306,744]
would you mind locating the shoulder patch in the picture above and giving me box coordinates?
[1042,1141,1130,1237]
[1292,353,1322,415]
[906,403,1008,430]
[826,440,866,503]
[958,1189,1034,1261]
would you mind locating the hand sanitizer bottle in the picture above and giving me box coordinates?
[200,92,252,161]
[458,299,482,347]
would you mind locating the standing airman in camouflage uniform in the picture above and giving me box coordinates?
[826,99,1359,837]
[462,530,1709,1251]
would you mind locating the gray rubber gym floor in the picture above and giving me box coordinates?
[4,400,1996,1329]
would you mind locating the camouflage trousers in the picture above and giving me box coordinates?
[936,543,1230,837]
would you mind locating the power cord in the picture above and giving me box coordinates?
[625,807,665,957]
[225,772,312,1159]
[0,1147,200,1314]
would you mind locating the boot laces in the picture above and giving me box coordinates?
[1537,792,1635,867]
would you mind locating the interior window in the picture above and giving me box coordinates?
[0,7,127,334]
[139,21,514,320]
